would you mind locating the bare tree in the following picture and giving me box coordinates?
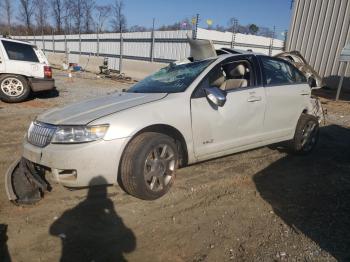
[2,0,13,35]
[96,5,112,33]
[82,0,95,33]
[63,0,73,34]
[129,25,148,32]
[18,0,36,33]
[70,0,84,33]
[35,0,48,34]
[111,0,126,33]
[51,0,64,33]
[248,24,259,35]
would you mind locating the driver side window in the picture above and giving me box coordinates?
[209,59,254,91]
[192,57,255,98]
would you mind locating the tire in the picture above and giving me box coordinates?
[0,74,30,103]
[120,132,179,200]
[289,113,319,154]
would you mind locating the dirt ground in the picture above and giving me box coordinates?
[0,71,349,262]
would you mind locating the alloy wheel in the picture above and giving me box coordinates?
[1,78,24,97]
[144,144,176,192]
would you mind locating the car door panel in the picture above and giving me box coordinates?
[263,84,308,139]
[259,56,310,140]
[191,86,266,158]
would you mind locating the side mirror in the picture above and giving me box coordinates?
[204,87,226,107]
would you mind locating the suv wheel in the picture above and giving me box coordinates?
[290,113,319,154]
[0,75,30,103]
[120,132,179,200]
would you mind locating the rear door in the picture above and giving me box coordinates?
[259,56,310,139]
[191,55,267,159]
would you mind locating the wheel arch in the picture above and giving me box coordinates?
[125,124,189,167]
[116,124,189,190]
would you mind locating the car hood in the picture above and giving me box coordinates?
[37,92,167,125]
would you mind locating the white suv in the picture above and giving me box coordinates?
[0,37,55,103]
[6,52,322,204]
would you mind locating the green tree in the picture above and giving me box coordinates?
[248,24,259,35]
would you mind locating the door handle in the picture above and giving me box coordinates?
[247,96,262,102]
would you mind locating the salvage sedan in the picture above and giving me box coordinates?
[6,52,322,203]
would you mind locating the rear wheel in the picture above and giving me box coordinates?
[120,132,179,200]
[0,75,30,103]
[290,114,319,154]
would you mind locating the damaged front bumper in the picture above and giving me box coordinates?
[5,158,51,205]
[5,137,127,205]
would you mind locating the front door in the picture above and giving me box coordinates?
[191,56,266,159]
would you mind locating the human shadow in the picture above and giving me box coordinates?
[50,176,136,262]
[254,125,350,261]
[0,224,11,262]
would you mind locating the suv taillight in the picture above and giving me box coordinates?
[44,66,52,79]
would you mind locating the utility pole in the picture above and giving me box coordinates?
[283,30,288,51]
[193,14,199,39]
[231,18,238,48]
[97,22,100,57]
[119,25,123,73]
[269,26,276,56]
[150,18,155,62]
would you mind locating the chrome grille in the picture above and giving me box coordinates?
[27,122,57,147]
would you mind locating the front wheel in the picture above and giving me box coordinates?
[0,75,30,103]
[120,132,179,200]
[289,114,319,154]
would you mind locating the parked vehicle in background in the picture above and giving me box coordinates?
[0,37,55,103]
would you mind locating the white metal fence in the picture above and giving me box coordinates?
[15,28,284,70]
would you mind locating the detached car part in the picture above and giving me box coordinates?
[5,158,51,205]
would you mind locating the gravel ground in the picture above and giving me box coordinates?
[0,71,349,262]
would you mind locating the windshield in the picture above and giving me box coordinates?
[128,59,214,93]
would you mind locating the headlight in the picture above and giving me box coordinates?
[51,125,109,144]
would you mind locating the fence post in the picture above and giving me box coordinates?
[64,32,68,63]
[269,26,276,56]
[119,32,123,73]
[150,18,155,62]
[52,29,55,54]
[79,30,82,58]
[336,62,347,101]
[42,31,45,54]
[97,27,100,57]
